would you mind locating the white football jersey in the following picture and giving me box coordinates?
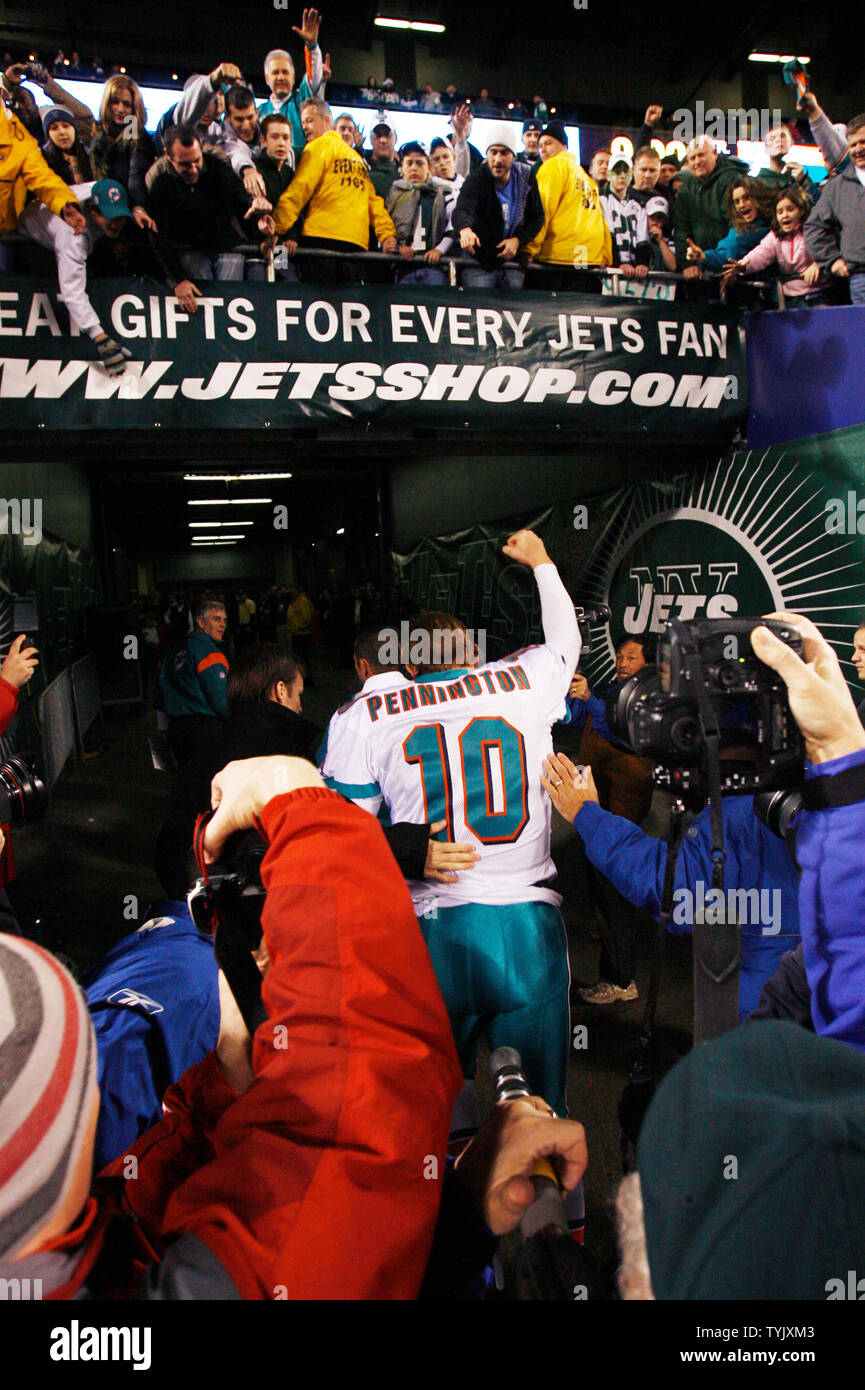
[321,564,580,911]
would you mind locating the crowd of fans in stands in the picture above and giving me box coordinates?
[1,10,864,375]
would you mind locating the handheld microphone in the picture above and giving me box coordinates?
[489,1047,568,1236]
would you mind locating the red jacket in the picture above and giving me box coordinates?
[0,676,18,885]
[103,785,462,1298]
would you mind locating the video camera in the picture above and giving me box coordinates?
[604,617,805,799]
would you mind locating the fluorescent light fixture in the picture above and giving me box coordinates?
[187,497,272,505]
[748,51,810,62]
[183,472,292,481]
[373,15,445,29]
[191,536,244,545]
[189,520,254,528]
[336,528,345,535]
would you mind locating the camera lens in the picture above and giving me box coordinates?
[670,714,701,753]
[0,756,48,826]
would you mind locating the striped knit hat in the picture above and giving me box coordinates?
[0,935,97,1258]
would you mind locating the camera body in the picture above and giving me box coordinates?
[605,617,805,798]
[187,828,266,944]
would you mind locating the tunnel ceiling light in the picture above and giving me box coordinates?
[187,497,272,505]
[748,51,810,62]
[183,472,292,481]
[374,15,445,29]
[189,520,254,528]
[336,527,345,535]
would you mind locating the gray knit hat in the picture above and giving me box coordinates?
[0,935,97,1258]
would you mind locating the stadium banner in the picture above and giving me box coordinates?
[0,279,746,433]
[394,424,865,695]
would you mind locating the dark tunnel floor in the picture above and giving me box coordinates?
[10,659,695,1284]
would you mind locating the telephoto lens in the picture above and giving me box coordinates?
[0,756,48,826]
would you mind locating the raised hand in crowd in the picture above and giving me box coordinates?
[209,60,243,90]
[0,634,38,690]
[292,7,323,45]
[321,52,332,82]
[451,102,473,141]
[643,104,663,127]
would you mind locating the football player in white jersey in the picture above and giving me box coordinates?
[320,530,580,1128]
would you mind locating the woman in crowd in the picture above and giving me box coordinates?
[90,74,157,216]
[40,106,93,184]
[685,176,774,271]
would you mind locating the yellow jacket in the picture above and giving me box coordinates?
[285,594,313,636]
[525,151,612,267]
[0,102,77,233]
[274,130,396,249]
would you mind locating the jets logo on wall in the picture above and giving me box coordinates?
[576,449,865,692]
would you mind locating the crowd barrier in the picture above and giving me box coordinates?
[38,652,104,790]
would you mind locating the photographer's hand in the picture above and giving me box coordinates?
[751,613,865,765]
[205,755,324,861]
[455,1096,587,1236]
[0,634,39,689]
[541,751,598,820]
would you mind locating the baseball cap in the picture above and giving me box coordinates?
[541,119,568,148]
[610,154,633,173]
[371,115,396,135]
[660,151,682,168]
[637,1021,865,1299]
[89,179,132,219]
[645,195,670,219]
[522,118,542,134]
[429,136,451,154]
[399,140,428,160]
[484,121,517,156]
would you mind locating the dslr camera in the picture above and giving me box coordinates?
[605,617,805,798]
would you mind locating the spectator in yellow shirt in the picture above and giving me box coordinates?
[285,584,315,683]
[525,119,612,288]
[274,97,397,282]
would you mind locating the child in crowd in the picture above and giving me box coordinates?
[600,155,652,276]
[646,196,677,271]
[386,141,454,285]
[429,135,464,221]
[722,185,824,306]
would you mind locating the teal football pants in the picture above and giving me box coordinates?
[419,900,571,1118]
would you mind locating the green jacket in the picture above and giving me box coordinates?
[386,177,448,252]
[674,154,749,268]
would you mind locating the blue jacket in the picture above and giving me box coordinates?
[702,217,771,270]
[160,629,229,719]
[797,747,865,1050]
[561,685,632,751]
[573,795,801,1019]
[83,902,220,1170]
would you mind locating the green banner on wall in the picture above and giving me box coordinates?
[394,425,865,696]
[0,279,746,434]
